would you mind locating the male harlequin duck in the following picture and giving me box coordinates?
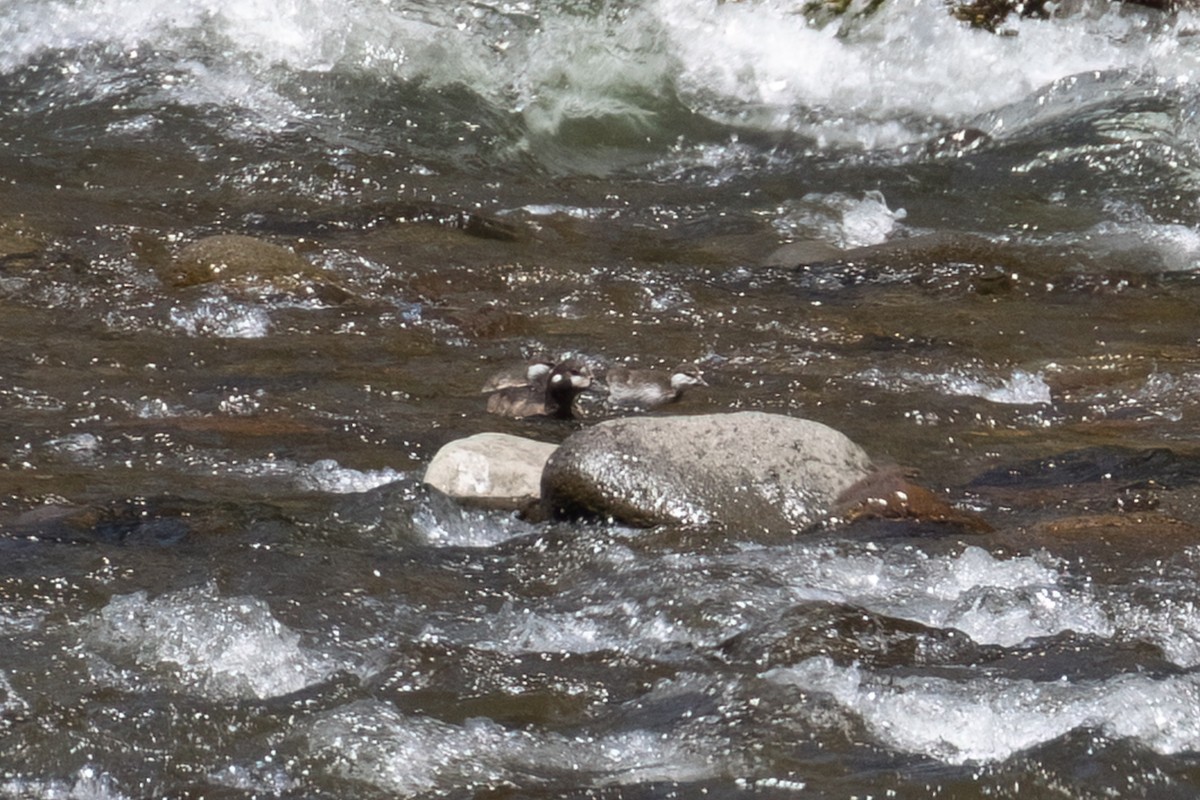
[486,359,594,419]
[604,363,707,410]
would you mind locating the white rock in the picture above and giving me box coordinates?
[423,433,558,508]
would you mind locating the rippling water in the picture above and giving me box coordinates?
[4,0,1200,796]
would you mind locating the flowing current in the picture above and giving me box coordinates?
[4,0,1200,796]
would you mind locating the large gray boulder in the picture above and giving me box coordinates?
[541,412,874,532]
[424,433,558,509]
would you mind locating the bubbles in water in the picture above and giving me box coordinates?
[841,192,907,247]
[1121,602,1200,668]
[658,0,1186,147]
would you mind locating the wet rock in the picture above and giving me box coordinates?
[763,239,843,268]
[950,0,1049,32]
[453,304,537,339]
[540,411,873,532]
[167,234,324,291]
[835,466,993,532]
[424,433,558,509]
[5,498,193,545]
[802,0,887,31]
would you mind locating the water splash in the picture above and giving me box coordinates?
[224,456,408,494]
[857,366,1053,406]
[772,191,907,248]
[169,298,271,339]
[83,581,336,700]
[307,698,733,793]
[0,766,131,800]
[4,0,1200,157]
[736,544,1111,648]
[768,656,1200,764]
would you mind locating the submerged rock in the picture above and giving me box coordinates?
[540,411,874,532]
[0,217,46,269]
[250,200,524,242]
[424,433,558,509]
[166,234,351,303]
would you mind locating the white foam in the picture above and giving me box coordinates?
[133,397,188,419]
[295,458,406,494]
[0,766,130,800]
[513,204,609,220]
[1125,604,1200,668]
[1061,218,1200,272]
[967,369,1053,406]
[858,366,1053,406]
[307,699,731,794]
[0,670,29,719]
[46,432,102,460]
[409,502,536,549]
[464,598,693,655]
[83,581,336,700]
[6,0,1200,149]
[739,544,1112,648]
[660,0,1199,146]
[182,454,407,494]
[773,191,906,248]
[169,298,271,339]
[413,542,1109,655]
[767,656,1200,764]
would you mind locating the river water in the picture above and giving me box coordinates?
[3,0,1200,796]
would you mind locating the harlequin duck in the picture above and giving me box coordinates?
[480,358,553,394]
[604,363,707,410]
[486,359,594,419]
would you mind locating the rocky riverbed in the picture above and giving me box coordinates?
[5,0,1200,797]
